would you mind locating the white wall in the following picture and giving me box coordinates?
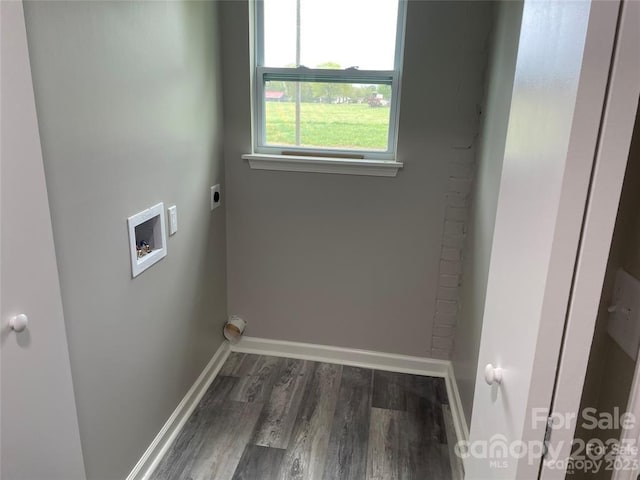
[220,0,493,358]
[1,2,85,478]
[23,2,227,478]
[571,106,640,480]
[451,0,523,425]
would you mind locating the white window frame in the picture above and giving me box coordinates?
[244,0,407,176]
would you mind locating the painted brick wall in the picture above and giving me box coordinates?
[431,149,476,359]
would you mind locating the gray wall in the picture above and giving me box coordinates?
[451,1,523,424]
[220,0,492,357]
[23,2,227,479]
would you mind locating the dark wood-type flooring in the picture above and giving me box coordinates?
[151,353,456,480]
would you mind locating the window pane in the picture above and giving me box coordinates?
[262,0,399,70]
[264,80,392,151]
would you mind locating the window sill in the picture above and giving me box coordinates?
[241,154,403,177]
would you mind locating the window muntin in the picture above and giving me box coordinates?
[254,0,405,160]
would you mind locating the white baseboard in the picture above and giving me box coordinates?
[445,363,470,457]
[232,336,450,377]
[232,336,469,446]
[125,341,231,480]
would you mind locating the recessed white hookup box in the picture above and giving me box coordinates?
[127,202,167,278]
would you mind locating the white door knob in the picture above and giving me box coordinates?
[9,314,28,332]
[484,363,503,385]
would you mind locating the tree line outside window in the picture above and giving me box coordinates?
[266,63,392,106]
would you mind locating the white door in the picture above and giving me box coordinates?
[540,1,640,479]
[464,1,624,479]
[0,2,86,479]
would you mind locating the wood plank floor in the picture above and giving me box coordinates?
[151,353,456,480]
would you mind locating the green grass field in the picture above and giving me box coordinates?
[265,102,391,151]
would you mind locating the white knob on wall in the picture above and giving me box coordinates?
[484,363,503,385]
[9,314,28,332]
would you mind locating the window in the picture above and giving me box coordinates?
[247,0,407,174]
